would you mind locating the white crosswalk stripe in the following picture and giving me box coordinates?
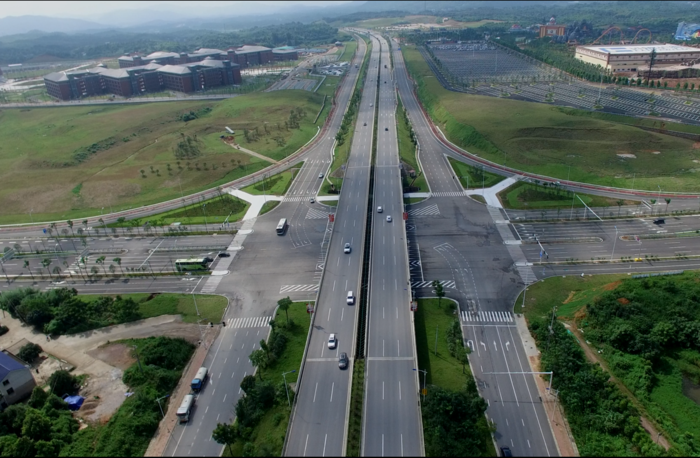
[227,316,273,328]
[431,191,466,197]
[279,284,319,293]
[306,208,329,219]
[460,311,514,324]
[411,280,455,289]
[283,196,314,202]
[408,204,440,217]
[200,276,223,293]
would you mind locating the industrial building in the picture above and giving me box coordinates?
[574,44,700,73]
[0,351,35,410]
[45,58,242,100]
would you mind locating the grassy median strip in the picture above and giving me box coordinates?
[397,96,428,192]
[415,298,494,456]
[346,358,365,457]
[241,162,303,196]
[220,301,311,457]
[499,181,635,211]
[447,157,504,190]
[109,193,249,227]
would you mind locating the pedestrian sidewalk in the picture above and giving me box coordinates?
[228,143,278,164]
[228,189,283,221]
[514,313,579,457]
[465,176,518,208]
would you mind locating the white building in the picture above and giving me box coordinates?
[575,44,700,73]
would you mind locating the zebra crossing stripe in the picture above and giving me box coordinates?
[410,280,455,289]
[408,204,440,217]
[279,284,319,293]
[460,311,514,323]
[227,316,273,328]
[430,191,466,197]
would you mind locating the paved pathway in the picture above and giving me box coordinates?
[228,143,278,164]
[465,176,517,208]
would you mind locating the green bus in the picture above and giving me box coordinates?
[175,258,210,272]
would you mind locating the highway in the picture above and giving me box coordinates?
[362,33,422,456]
[285,32,379,457]
[391,36,560,456]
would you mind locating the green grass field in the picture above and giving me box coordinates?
[241,163,302,196]
[0,90,325,224]
[80,292,228,324]
[447,157,504,190]
[402,44,700,192]
[499,182,637,210]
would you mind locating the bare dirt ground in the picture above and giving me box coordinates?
[0,313,201,424]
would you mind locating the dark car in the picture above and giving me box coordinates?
[338,352,349,370]
[653,218,665,225]
[217,252,230,258]
[203,257,214,263]
[385,127,388,131]
[499,446,513,457]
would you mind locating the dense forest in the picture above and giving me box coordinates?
[0,22,341,64]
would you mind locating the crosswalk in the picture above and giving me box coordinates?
[279,284,319,294]
[306,208,329,219]
[408,204,440,217]
[461,310,514,324]
[226,316,273,328]
[200,276,223,293]
[431,191,466,197]
[411,280,455,289]
[284,196,313,202]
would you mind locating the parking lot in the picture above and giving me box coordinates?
[425,42,700,125]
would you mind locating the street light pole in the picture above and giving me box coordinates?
[282,370,296,408]
[156,394,170,418]
[413,368,427,402]
[202,204,209,233]
[610,226,619,262]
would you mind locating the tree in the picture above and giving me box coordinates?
[96,256,107,275]
[21,408,51,442]
[113,257,124,275]
[212,423,238,456]
[277,296,292,325]
[23,260,33,280]
[48,370,79,397]
[249,349,267,379]
[432,280,445,307]
[18,343,42,363]
[41,259,52,280]
[665,198,671,213]
[616,199,624,217]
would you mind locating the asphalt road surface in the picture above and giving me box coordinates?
[285,32,379,457]
[392,36,559,456]
[361,33,422,457]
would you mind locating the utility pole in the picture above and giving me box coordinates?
[156,394,170,418]
[413,368,427,402]
[202,203,208,232]
[610,226,619,262]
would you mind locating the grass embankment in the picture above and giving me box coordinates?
[259,201,280,216]
[397,96,428,192]
[0,90,325,224]
[226,302,311,457]
[499,181,636,211]
[401,44,700,192]
[415,298,494,456]
[321,39,371,196]
[80,292,228,324]
[521,272,700,455]
[346,359,365,457]
[110,194,249,227]
[447,157,504,190]
[241,162,302,196]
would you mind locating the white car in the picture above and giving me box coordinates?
[377,206,383,213]
[344,243,351,254]
[328,334,337,349]
[386,215,392,222]
[318,173,324,179]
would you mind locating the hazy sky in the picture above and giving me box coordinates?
[0,1,350,19]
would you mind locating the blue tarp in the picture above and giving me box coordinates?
[63,395,84,411]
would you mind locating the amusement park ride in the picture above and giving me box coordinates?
[568,27,652,47]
